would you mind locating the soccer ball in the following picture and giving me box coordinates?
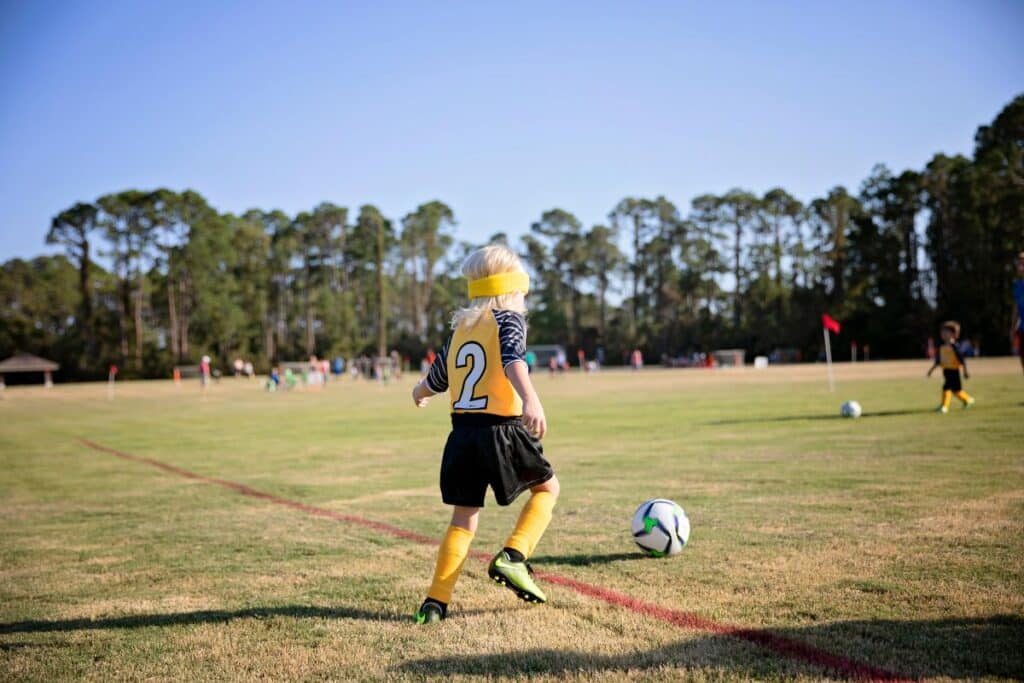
[840,400,862,418]
[631,498,690,557]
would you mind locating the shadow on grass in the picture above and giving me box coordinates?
[532,552,646,567]
[397,615,1024,680]
[0,605,405,634]
[705,408,934,426]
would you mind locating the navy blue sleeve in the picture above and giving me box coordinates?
[493,310,527,368]
[425,338,449,393]
[953,342,966,366]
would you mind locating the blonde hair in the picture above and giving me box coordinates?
[451,245,528,329]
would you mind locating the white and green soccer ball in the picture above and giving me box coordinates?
[840,400,862,418]
[631,498,690,557]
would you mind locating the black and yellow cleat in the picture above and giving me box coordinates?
[488,551,547,603]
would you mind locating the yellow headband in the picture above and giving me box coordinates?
[467,271,530,298]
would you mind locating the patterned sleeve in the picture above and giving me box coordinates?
[493,310,527,368]
[425,338,449,393]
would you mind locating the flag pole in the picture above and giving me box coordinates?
[823,327,834,392]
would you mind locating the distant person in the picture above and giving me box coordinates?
[244,361,254,378]
[390,349,402,380]
[307,355,321,387]
[927,321,975,413]
[410,244,557,624]
[199,355,211,390]
[525,349,536,373]
[630,348,643,370]
[267,366,281,391]
[1012,251,1024,375]
[107,364,118,400]
[233,358,244,376]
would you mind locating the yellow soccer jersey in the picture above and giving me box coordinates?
[938,342,964,370]
[425,309,527,416]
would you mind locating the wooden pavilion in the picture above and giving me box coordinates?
[0,353,60,389]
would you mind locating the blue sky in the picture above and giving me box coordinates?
[1,1,1022,261]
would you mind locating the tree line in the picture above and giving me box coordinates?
[2,95,1021,380]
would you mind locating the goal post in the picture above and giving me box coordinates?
[711,349,745,368]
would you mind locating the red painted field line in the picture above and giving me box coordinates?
[78,438,912,682]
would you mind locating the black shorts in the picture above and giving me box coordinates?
[942,368,962,392]
[440,414,554,508]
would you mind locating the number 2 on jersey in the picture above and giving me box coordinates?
[453,342,488,410]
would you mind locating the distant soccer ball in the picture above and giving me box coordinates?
[840,400,862,418]
[631,499,690,557]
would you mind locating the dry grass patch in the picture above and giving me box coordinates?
[2,361,1022,681]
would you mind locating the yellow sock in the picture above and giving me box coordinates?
[941,390,952,409]
[955,390,973,403]
[427,525,474,604]
[504,491,556,559]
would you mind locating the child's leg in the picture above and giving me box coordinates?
[426,506,479,605]
[504,476,560,560]
[941,390,952,410]
[955,390,973,404]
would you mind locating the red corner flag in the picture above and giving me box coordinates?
[822,314,841,334]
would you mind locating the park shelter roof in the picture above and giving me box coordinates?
[0,353,59,373]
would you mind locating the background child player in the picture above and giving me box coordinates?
[927,320,975,413]
[410,245,559,624]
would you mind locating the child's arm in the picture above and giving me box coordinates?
[412,380,436,408]
[413,341,449,407]
[926,358,939,376]
[506,362,547,439]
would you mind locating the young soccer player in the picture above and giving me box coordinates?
[927,320,975,413]
[410,245,559,624]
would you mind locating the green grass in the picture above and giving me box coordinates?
[1,359,1022,681]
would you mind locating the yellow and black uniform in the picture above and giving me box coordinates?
[425,309,553,508]
[932,339,973,409]
[937,341,966,392]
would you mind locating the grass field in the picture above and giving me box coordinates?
[2,360,1023,681]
